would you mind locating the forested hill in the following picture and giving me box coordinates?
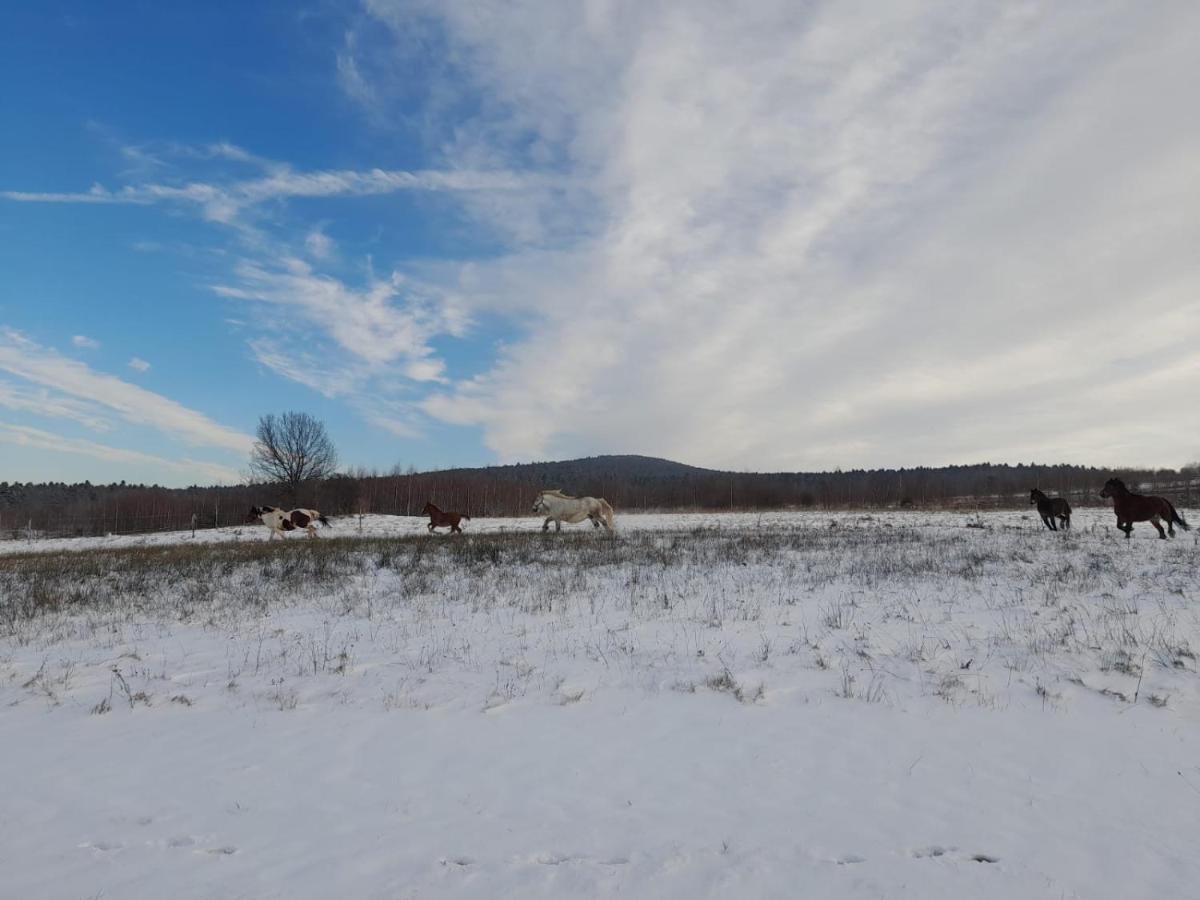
[3,455,1198,539]
[436,454,714,484]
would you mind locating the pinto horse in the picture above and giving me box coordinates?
[422,501,469,534]
[1030,489,1071,531]
[1099,478,1190,540]
[246,505,330,540]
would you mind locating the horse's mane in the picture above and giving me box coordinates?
[540,488,575,499]
[1107,478,1128,490]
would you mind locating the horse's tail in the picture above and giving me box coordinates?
[599,498,615,531]
[1167,501,1190,531]
[318,514,330,527]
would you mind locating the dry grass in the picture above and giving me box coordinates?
[1,520,1197,714]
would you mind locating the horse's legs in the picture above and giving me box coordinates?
[452,523,462,534]
[1041,515,1054,531]
[308,524,318,539]
[542,518,552,533]
[1060,515,1070,530]
[1151,516,1166,539]
[555,520,562,532]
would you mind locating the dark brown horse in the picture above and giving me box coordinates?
[1030,489,1071,531]
[422,501,470,534]
[1099,478,1190,540]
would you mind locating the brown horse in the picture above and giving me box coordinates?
[1099,478,1190,540]
[1030,489,1071,531]
[422,501,469,534]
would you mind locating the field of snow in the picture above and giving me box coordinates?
[2,509,1198,898]
[0,506,1130,555]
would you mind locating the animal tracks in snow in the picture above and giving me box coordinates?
[909,846,1001,865]
[81,828,237,859]
[830,847,1001,866]
[911,845,951,858]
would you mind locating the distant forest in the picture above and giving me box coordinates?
[3,455,1198,539]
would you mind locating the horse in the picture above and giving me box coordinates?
[246,505,330,540]
[421,501,469,535]
[1099,478,1190,540]
[532,489,615,533]
[1030,489,1071,531]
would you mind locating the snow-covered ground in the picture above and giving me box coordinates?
[0,506,1125,555]
[1,510,1198,898]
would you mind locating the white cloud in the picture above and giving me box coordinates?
[0,380,112,432]
[2,163,541,228]
[246,337,361,399]
[359,0,1200,469]
[71,334,100,349]
[304,227,336,261]
[336,30,378,113]
[128,357,151,372]
[0,330,252,454]
[215,258,464,374]
[0,423,240,484]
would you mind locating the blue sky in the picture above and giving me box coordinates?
[2,2,1199,486]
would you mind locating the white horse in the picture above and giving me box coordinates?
[532,490,615,532]
[246,505,330,540]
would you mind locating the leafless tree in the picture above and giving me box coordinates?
[249,412,338,500]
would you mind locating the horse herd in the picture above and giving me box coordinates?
[245,480,1190,542]
[1031,478,1189,539]
[244,489,617,539]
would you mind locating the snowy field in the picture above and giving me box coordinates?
[2,509,1198,899]
[0,506,1142,555]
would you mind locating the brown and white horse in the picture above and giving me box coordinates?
[246,505,331,540]
[421,501,469,534]
[1099,478,1189,540]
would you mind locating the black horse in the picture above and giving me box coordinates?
[1030,489,1071,531]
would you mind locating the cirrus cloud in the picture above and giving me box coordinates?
[0,329,252,454]
[358,0,1200,469]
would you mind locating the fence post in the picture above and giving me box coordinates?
[191,513,198,538]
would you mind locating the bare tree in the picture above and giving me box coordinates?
[249,412,338,501]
